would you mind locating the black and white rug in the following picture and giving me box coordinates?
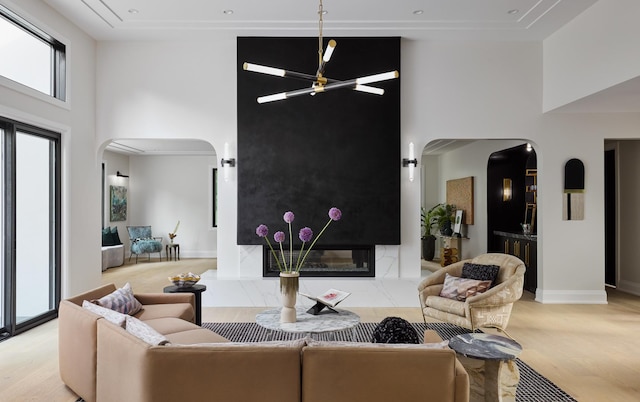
[202,321,577,402]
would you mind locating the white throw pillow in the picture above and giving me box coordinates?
[82,300,127,327]
[125,316,170,346]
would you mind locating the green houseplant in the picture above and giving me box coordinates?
[421,207,437,260]
[431,203,456,236]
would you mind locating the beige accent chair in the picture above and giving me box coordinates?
[418,253,526,333]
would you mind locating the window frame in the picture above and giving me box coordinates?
[0,4,67,101]
[0,116,61,341]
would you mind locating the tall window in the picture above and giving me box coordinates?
[1,117,61,341]
[0,4,66,100]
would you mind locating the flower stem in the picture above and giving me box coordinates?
[264,237,283,272]
[298,218,332,271]
[288,222,293,271]
[279,241,288,272]
[295,241,306,271]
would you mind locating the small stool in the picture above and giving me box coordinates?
[166,243,180,261]
[163,284,206,326]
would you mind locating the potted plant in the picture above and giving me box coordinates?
[421,207,437,261]
[428,203,456,233]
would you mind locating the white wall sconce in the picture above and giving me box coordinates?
[503,178,512,201]
[402,142,418,182]
[220,142,236,182]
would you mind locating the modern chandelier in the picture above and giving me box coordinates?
[242,0,399,104]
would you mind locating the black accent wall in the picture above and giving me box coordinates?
[487,144,536,251]
[237,37,401,246]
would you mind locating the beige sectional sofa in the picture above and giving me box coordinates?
[58,283,226,402]
[60,284,470,402]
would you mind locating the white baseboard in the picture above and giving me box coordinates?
[616,279,640,296]
[535,289,608,304]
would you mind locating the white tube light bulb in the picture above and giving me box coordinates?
[243,63,286,77]
[356,71,399,85]
[354,85,384,95]
[409,142,415,182]
[257,92,287,103]
[223,142,230,182]
[323,40,336,62]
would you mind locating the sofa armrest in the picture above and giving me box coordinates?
[58,300,101,402]
[454,358,470,402]
[134,292,195,310]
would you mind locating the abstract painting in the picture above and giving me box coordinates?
[110,185,127,221]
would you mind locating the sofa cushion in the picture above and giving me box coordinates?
[101,227,115,246]
[164,328,230,344]
[110,226,122,245]
[134,302,194,322]
[142,317,201,335]
[125,316,170,346]
[461,262,500,286]
[94,282,143,315]
[426,295,467,316]
[306,339,449,349]
[82,300,127,327]
[180,338,306,349]
[440,273,491,301]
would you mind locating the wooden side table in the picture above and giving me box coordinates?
[163,284,206,326]
[166,243,180,261]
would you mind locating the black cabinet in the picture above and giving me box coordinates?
[494,231,537,293]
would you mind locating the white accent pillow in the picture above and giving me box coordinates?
[82,300,127,327]
[125,316,170,346]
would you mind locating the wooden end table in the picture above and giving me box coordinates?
[166,243,180,261]
[163,284,206,326]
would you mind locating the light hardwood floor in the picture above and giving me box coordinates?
[1,258,639,401]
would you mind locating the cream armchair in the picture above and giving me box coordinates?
[418,253,526,333]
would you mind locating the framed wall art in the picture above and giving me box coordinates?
[110,185,127,222]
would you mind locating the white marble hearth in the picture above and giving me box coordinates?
[199,269,432,308]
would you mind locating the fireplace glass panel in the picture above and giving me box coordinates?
[263,245,374,277]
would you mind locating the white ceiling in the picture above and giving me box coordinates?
[45,0,597,41]
[43,1,637,155]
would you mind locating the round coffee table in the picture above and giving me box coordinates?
[256,307,360,340]
[449,333,522,402]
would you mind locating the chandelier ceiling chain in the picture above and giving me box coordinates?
[242,0,399,104]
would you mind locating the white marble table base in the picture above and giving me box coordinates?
[458,355,520,402]
[449,333,522,402]
[255,307,360,340]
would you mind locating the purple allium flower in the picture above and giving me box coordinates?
[283,211,295,223]
[328,207,342,221]
[299,227,313,242]
[274,231,285,243]
[256,224,269,237]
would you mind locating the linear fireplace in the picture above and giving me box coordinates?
[263,245,375,277]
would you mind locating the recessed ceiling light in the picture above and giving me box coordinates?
[413,10,424,15]
[507,9,519,15]
[128,9,139,14]
[223,9,234,15]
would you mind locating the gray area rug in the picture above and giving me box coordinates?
[203,321,577,402]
